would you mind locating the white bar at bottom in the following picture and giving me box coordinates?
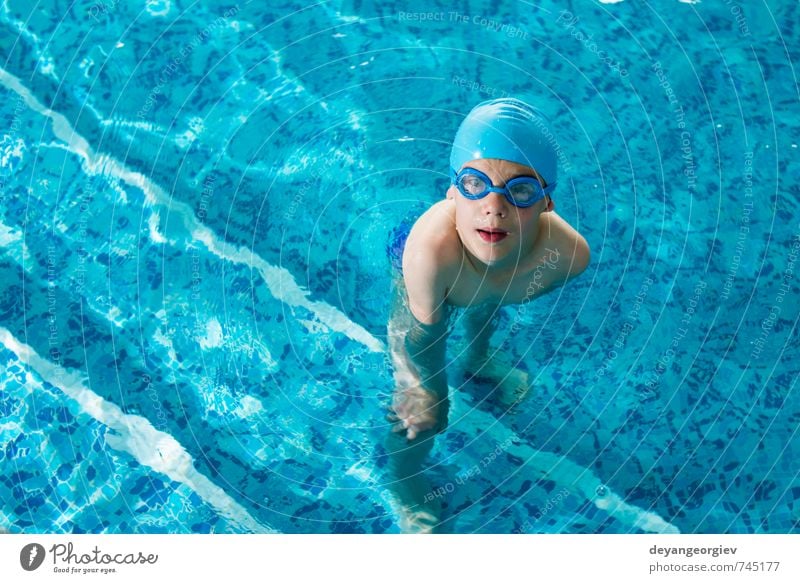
[1,534,797,582]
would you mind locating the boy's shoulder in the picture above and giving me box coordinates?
[538,211,591,276]
[399,200,461,324]
[404,199,462,265]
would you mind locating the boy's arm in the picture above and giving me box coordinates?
[389,240,453,439]
[402,231,451,326]
[460,304,498,363]
[401,234,452,392]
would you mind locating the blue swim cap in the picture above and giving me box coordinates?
[450,97,559,188]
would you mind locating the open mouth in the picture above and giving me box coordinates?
[476,229,508,243]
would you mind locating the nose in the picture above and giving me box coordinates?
[480,191,509,218]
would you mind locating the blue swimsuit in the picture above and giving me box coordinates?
[387,217,415,273]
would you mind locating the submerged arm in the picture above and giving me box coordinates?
[388,241,453,439]
[460,304,499,363]
[402,311,449,398]
[388,285,450,439]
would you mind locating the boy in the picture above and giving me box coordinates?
[384,98,590,532]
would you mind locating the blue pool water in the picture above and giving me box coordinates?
[1,0,798,533]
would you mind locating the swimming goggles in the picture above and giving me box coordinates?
[450,167,556,208]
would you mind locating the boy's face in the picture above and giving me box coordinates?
[449,158,554,271]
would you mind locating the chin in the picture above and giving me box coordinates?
[473,249,510,267]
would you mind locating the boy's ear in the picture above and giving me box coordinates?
[544,196,555,212]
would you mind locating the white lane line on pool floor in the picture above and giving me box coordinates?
[0,66,382,354]
[0,219,31,269]
[445,393,679,533]
[506,443,679,533]
[0,66,677,532]
[0,327,276,534]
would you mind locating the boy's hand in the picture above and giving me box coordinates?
[390,385,441,440]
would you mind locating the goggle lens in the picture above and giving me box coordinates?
[459,174,488,196]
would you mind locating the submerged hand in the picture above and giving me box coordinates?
[390,385,440,440]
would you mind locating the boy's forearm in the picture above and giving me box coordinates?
[401,316,449,398]
[387,279,449,397]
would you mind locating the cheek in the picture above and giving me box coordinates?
[507,208,534,230]
[521,205,541,223]
[455,214,471,234]
[453,200,474,228]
